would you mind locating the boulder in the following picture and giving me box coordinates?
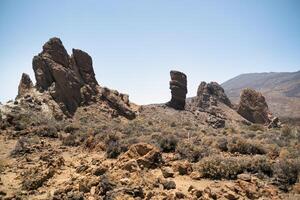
[17,73,33,98]
[166,70,187,110]
[237,88,270,124]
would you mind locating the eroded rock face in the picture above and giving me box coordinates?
[31,37,135,119]
[166,70,187,110]
[17,73,33,97]
[32,38,91,115]
[196,81,232,108]
[237,88,270,124]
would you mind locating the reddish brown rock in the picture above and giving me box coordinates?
[166,70,187,110]
[117,143,162,170]
[237,88,270,124]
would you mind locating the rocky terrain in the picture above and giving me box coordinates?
[222,71,300,121]
[0,38,299,200]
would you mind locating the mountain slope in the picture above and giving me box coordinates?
[222,71,300,118]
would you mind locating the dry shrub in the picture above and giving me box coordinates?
[176,141,212,163]
[159,134,178,152]
[197,155,273,180]
[273,159,300,191]
[197,156,245,179]
[216,137,228,151]
[227,137,267,155]
[62,134,79,146]
[248,124,265,132]
[281,125,292,136]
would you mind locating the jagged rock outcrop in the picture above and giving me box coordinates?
[31,37,135,118]
[17,73,33,97]
[186,81,231,128]
[196,81,232,108]
[237,88,271,124]
[166,70,187,110]
[32,38,91,115]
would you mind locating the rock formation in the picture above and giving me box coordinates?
[30,37,135,118]
[237,88,270,124]
[32,37,97,115]
[17,73,33,97]
[166,70,187,110]
[196,81,232,108]
[186,81,232,128]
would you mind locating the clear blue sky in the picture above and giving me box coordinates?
[0,0,299,104]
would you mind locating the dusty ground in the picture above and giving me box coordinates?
[0,94,300,199]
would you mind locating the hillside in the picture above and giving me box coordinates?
[222,71,300,118]
[0,38,299,200]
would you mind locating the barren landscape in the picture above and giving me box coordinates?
[0,38,299,200]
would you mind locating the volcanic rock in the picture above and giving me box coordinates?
[30,37,135,119]
[166,70,187,110]
[196,81,232,109]
[17,73,33,98]
[237,88,270,124]
[32,38,93,115]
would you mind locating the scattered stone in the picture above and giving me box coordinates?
[175,191,185,199]
[118,143,162,170]
[92,165,107,176]
[22,167,55,190]
[161,179,176,190]
[190,171,203,180]
[161,167,174,178]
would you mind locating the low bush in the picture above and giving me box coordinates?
[197,156,245,179]
[248,124,265,132]
[62,134,79,146]
[227,137,267,155]
[176,141,212,162]
[159,134,178,152]
[273,159,300,191]
[197,155,273,180]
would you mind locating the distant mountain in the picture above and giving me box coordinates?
[222,71,300,118]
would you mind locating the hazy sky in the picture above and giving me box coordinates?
[0,0,299,104]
